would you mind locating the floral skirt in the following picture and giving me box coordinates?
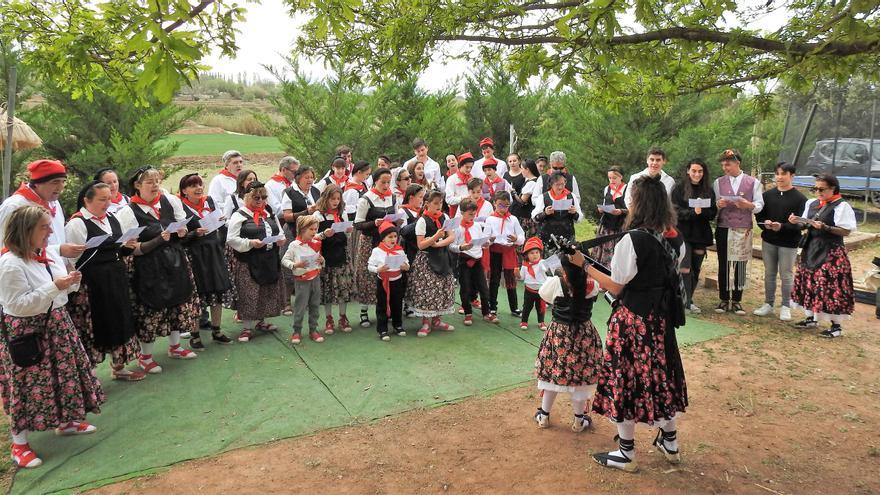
[67,282,139,368]
[0,309,106,433]
[535,320,603,388]
[519,216,539,242]
[222,245,240,310]
[354,233,377,304]
[590,224,620,268]
[592,305,688,424]
[791,245,854,321]
[233,260,287,321]
[185,251,229,306]
[404,251,456,317]
[128,258,201,343]
[321,258,354,305]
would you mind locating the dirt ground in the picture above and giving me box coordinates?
[90,245,880,495]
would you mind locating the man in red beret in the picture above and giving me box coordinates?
[473,137,508,180]
[0,160,85,257]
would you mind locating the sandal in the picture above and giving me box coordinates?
[111,367,147,382]
[592,435,638,473]
[255,321,278,332]
[652,428,681,464]
[11,443,42,468]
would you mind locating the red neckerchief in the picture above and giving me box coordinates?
[609,183,625,201]
[663,228,678,239]
[460,219,474,243]
[819,194,843,207]
[13,183,56,216]
[330,174,349,187]
[484,175,502,195]
[111,192,125,204]
[219,169,237,179]
[378,242,404,316]
[327,209,342,224]
[475,197,486,215]
[371,187,392,199]
[131,194,161,218]
[296,236,322,253]
[491,210,511,235]
[447,169,456,177]
[251,206,268,225]
[523,260,540,278]
[549,188,571,201]
[32,248,55,266]
[456,171,471,186]
[423,210,443,230]
[270,174,291,187]
[71,210,107,224]
[345,181,366,192]
[181,195,210,218]
[395,187,406,197]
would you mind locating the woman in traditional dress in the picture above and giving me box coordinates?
[65,181,143,381]
[580,175,688,472]
[222,169,258,314]
[0,206,105,468]
[353,168,399,328]
[671,159,717,314]
[789,174,856,338]
[590,166,628,267]
[226,181,288,342]
[115,167,199,374]
[532,171,580,257]
[94,168,129,214]
[178,173,234,349]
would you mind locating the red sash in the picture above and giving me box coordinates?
[13,183,56,217]
[378,243,404,316]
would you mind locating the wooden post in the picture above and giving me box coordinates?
[3,65,16,199]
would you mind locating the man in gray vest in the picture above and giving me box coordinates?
[712,149,764,315]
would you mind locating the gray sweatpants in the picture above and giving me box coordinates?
[292,277,321,334]
[762,241,797,307]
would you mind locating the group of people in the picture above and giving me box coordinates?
[0,136,856,474]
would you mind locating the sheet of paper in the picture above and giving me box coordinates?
[474,216,488,223]
[115,226,146,244]
[199,210,226,233]
[383,212,402,222]
[790,216,811,225]
[720,195,743,203]
[83,234,110,249]
[688,198,712,208]
[331,221,353,233]
[261,233,285,245]
[384,254,406,270]
[544,254,562,273]
[552,198,573,211]
[470,236,490,247]
[163,217,192,233]
[443,216,461,231]
[597,204,616,213]
[299,253,318,268]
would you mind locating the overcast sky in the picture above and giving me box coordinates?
[205,0,789,93]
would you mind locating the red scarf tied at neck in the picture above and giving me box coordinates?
[328,209,342,224]
[345,182,366,192]
[423,210,443,230]
[378,242,404,316]
[252,206,268,226]
[111,192,125,204]
[371,187,392,199]
[331,174,349,186]
[819,194,843,208]
[484,175,502,195]
[456,171,471,186]
[491,210,511,237]
[130,194,162,218]
[181,195,210,218]
[270,174,291,187]
[13,183,56,217]
[219,169,237,179]
[609,183,625,201]
[549,188,571,201]
[3,246,56,267]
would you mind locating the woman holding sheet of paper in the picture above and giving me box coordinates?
[226,181,289,343]
[532,171,580,256]
[671,159,717,314]
[65,181,143,381]
[177,173,234,349]
[115,167,200,374]
[590,166,628,267]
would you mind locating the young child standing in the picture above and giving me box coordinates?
[484,191,525,317]
[534,255,603,432]
[480,158,511,201]
[282,215,332,344]
[520,237,548,330]
[456,178,495,219]
[405,190,457,337]
[450,198,499,326]
[313,185,354,334]
[368,221,411,341]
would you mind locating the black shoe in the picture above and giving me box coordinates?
[360,311,371,328]
[211,328,233,345]
[379,331,391,342]
[730,302,746,315]
[511,309,522,317]
[393,327,406,337]
[714,301,729,313]
[820,325,842,338]
[793,317,817,329]
[189,336,206,351]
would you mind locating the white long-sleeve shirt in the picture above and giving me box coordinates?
[539,275,600,304]
[472,157,508,179]
[449,221,489,259]
[484,214,525,247]
[454,198,494,219]
[115,194,186,232]
[0,190,66,249]
[520,260,550,290]
[445,174,472,206]
[225,206,284,253]
[207,173,237,214]
[532,190,584,221]
[801,199,857,230]
[281,238,323,279]
[711,172,765,215]
[367,245,406,281]
[265,177,289,215]
[623,168,675,208]
[65,208,117,263]
[0,246,74,316]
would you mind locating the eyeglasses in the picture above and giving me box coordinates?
[810,187,829,193]
[398,176,411,181]
[252,195,268,200]
[551,167,565,171]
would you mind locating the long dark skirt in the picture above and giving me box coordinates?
[128,257,201,343]
[592,305,688,424]
[186,240,232,306]
[791,245,855,321]
[67,280,139,368]
[0,309,105,433]
[222,245,240,310]
[354,233,377,304]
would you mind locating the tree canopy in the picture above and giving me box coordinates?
[286,0,880,104]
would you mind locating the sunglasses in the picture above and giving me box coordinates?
[398,176,411,181]
[552,166,565,171]
[252,195,268,200]
[810,187,829,193]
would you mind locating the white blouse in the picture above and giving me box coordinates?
[367,246,405,281]
[0,246,74,316]
[115,194,186,232]
[801,199,857,231]
[449,222,489,259]
[207,173,237,213]
[520,260,550,290]
[226,206,283,253]
[65,208,116,262]
[538,275,600,304]
[0,192,66,249]
[483,215,525,247]
[355,191,394,223]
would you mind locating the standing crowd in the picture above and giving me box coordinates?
[0,138,856,473]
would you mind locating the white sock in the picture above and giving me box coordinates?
[168,331,181,347]
[541,390,558,413]
[139,342,154,358]
[571,399,587,416]
[606,421,636,463]
[242,320,257,330]
[339,302,347,316]
[656,418,679,452]
[325,304,334,318]
[11,430,28,445]
[361,305,369,314]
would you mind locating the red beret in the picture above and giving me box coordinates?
[378,220,398,239]
[523,236,543,253]
[479,137,494,148]
[27,160,67,183]
[457,152,475,165]
[481,157,498,168]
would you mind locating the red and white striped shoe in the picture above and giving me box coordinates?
[55,421,97,436]
[11,443,42,468]
[168,345,197,359]
[137,354,163,374]
[431,317,455,332]
[417,320,431,337]
[539,322,548,331]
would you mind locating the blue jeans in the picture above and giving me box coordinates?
[762,241,797,307]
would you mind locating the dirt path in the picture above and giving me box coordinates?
[93,248,880,495]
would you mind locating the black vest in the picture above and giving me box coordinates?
[400,209,420,262]
[284,185,320,227]
[362,195,398,245]
[599,185,627,230]
[507,174,533,218]
[619,230,683,320]
[550,260,596,324]
[421,214,451,276]
[74,213,124,270]
[235,209,282,285]
[801,198,845,269]
[538,191,576,239]
[316,212,348,267]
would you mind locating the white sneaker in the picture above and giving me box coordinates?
[753,303,773,316]
[688,304,702,314]
[534,409,549,428]
[779,306,792,321]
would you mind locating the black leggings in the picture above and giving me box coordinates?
[459,258,490,316]
[521,288,545,323]
[681,241,706,306]
[376,277,405,333]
